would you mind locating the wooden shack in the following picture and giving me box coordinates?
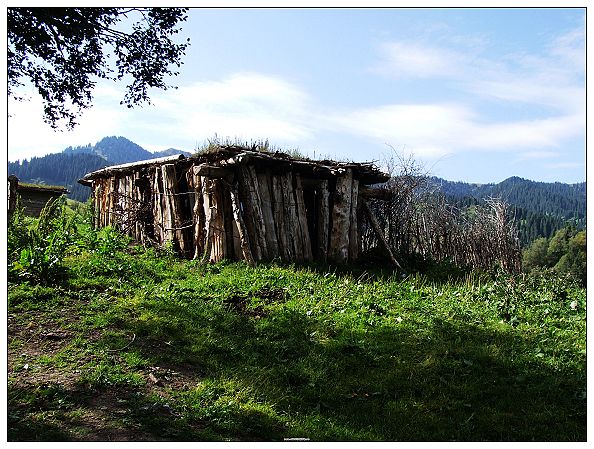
[8,175,68,217]
[79,145,392,265]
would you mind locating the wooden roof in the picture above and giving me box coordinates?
[16,182,68,194]
[79,145,390,186]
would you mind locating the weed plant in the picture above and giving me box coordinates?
[7,207,586,441]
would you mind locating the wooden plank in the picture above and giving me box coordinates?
[256,171,279,260]
[281,172,301,262]
[238,165,267,261]
[93,180,102,229]
[161,164,179,247]
[294,174,313,261]
[349,179,360,261]
[193,164,234,179]
[191,175,205,260]
[329,169,353,263]
[201,178,227,263]
[152,167,164,244]
[316,179,330,262]
[229,181,256,266]
[271,175,291,261]
[359,186,394,201]
[201,178,214,263]
[210,179,227,262]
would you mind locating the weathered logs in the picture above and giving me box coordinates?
[256,171,280,260]
[271,174,292,261]
[238,165,267,261]
[316,179,330,261]
[294,174,313,261]
[281,172,301,262]
[329,169,353,263]
[349,179,360,261]
[228,181,256,266]
[201,178,227,263]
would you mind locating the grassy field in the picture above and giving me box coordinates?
[7,206,587,441]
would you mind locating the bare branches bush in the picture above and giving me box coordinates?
[361,150,521,273]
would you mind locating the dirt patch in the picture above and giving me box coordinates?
[223,287,288,318]
[8,305,205,442]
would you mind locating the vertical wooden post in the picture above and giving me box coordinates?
[281,172,301,262]
[8,175,18,220]
[161,164,182,249]
[201,178,228,263]
[271,175,291,261]
[92,180,101,229]
[152,167,164,244]
[329,169,353,264]
[229,181,256,266]
[349,179,360,261]
[238,165,269,261]
[294,174,313,261]
[188,167,206,260]
[316,179,330,262]
[257,171,279,260]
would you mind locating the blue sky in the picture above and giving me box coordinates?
[7,7,586,183]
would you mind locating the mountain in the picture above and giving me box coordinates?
[9,136,192,202]
[152,148,192,158]
[63,136,191,164]
[431,176,586,246]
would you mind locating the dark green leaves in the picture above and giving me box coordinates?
[8,8,190,129]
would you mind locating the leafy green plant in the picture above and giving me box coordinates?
[9,197,77,284]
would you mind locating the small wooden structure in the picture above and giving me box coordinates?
[79,145,392,265]
[8,175,68,217]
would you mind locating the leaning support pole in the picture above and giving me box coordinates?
[362,199,403,270]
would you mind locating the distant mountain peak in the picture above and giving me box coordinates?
[152,148,192,158]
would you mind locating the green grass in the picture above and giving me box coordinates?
[7,245,586,441]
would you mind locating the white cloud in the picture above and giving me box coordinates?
[514,151,560,161]
[145,72,314,144]
[327,103,583,160]
[348,24,585,160]
[8,89,129,160]
[373,41,466,79]
[8,73,316,160]
[546,161,584,170]
[374,25,585,116]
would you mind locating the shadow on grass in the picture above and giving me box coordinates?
[102,295,585,441]
[8,283,586,442]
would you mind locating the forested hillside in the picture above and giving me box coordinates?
[9,136,191,201]
[432,176,586,246]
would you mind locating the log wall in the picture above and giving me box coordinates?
[91,162,367,265]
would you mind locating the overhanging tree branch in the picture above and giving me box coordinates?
[8,7,190,129]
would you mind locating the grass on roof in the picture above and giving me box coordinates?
[18,182,67,191]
